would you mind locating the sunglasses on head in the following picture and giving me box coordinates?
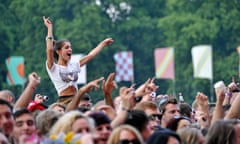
[118,139,140,144]
[173,115,191,122]
[158,96,169,106]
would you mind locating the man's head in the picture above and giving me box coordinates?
[0,90,15,105]
[88,111,112,143]
[124,109,151,141]
[134,101,161,131]
[34,94,48,104]
[13,109,36,141]
[48,102,66,113]
[0,99,14,138]
[78,93,92,111]
[159,97,180,128]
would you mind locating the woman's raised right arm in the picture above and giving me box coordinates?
[43,16,54,69]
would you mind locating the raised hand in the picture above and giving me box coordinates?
[80,77,104,93]
[227,77,239,92]
[135,78,151,97]
[120,86,136,110]
[42,16,52,28]
[102,73,117,95]
[196,92,209,109]
[66,77,104,112]
[101,38,114,46]
[145,77,159,93]
[28,72,41,88]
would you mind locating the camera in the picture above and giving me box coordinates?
[135,96,142,102]
[43,95,49,101]
[150,91,156,98]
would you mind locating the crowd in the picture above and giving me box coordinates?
[0,16,239,144]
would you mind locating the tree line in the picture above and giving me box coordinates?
[1,0,240,104]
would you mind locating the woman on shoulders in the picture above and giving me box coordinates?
[43,16,113,105]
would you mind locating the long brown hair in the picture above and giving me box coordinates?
[53,39,70,61]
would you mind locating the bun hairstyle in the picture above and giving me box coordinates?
[53,39,70,61]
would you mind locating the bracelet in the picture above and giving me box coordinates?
[46,36,53,41]
[225,92,232,97]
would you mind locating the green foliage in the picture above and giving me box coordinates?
[1,0,240,104]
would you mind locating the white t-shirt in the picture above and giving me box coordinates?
[46,61,81,95]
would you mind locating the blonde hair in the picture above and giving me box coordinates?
[177,127,203,144]
[134,101,158,111]
[49,110,95,135]
[36,109,62,136]
[48,102,66,111]
[107,125,144,144]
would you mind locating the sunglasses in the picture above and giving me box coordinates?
[158,95,169,106]
[119,139,140,144]
[148,114,162,120]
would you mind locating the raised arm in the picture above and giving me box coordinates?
[80,38,114,66]
[224,92,240,119]
[135,77,159,102]
[211,86,225,125]
[102,73,117,108]
[66,77,104,112]
[195,92,210,127]
[14,72,41,110]
[111,86,136,128]
[43,16,54,69]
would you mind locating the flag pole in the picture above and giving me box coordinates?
[173,79,176,97]
[237,46,240,78]
[210,46,214,102]
[210,78,214,102]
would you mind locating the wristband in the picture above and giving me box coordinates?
[225,92,232,97]
[46,36,53,41]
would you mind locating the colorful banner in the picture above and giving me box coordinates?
[5,56,25,86]
[154,48,175,79]
[70,54,86,84]
[114,51,134,82]
[191,45,213,79]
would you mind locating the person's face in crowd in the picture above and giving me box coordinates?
[194,110,209,128]
[190,109,196,123]
[145,108,161,131]
[57,41,72,62]
[234,124,240,144]
[34,94,45,104]
[0,105,14,137]
[162,103,180,127]
[13,113,36,140]
[0,132,10,144]
[71,118,90,134]
[95,123,112,144]
[119,129,140,144]
[195,110,207,121]
[141,122,152,141]
[167,136,180,144]
[78,100,92,110]
[177,119,191,131]
[52,105,65,113]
